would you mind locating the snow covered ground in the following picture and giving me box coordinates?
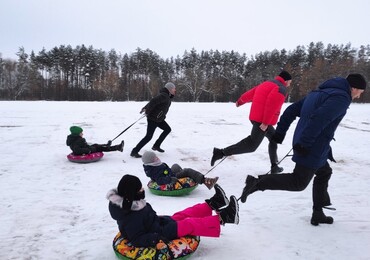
[0,101,369,260]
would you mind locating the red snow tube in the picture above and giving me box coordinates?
[67,152,104,163]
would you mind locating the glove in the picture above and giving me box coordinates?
[170,177,178,185]
[293,144,309,156]
[271,132,286,144]
[140,108,146,114]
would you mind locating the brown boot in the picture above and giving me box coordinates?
[204,176,219,190]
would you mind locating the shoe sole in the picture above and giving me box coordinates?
[214,184,229,207]
[230,195,239,224]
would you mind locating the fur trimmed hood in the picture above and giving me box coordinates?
[106,189,124,208]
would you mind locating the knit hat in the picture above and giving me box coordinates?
[278,71,292,81]
[165,82,176,91]
[142,151,159,164]
[346,73,367,90]
[70,126,83,135]
[117,174,142,201]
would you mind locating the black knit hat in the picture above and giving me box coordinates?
[278,70,292,81]
[346,73,367,90]
[117,174,142,201]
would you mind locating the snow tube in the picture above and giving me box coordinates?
[67,152,104,163]
[113,232,200,260]
[147,177,198,196]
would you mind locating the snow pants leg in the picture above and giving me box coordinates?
[257,164,316,191]
[175,168,205,184]
[92,144,120,152]
[132,119,158,153]
[152,120,171,148]
[222,121,278,165]
[171,203,220,238]
[312,162,332,210]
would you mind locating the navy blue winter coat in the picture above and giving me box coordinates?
[275,77,352,169]
[108,193,177,247]
[143,163,175,185]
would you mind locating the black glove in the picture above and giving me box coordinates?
[293,144,309,156]
[271,132,286,144]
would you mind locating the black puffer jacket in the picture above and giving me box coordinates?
[66,134,93,155]
[142,88,172,122]
[107,189,177,247]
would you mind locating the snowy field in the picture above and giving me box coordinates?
[0,101,369,260]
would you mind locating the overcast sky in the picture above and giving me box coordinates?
[1,0,370,60]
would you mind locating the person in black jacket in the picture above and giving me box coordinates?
[66,126,124,155]
[107,174,239,247]
[240,73,367,226]
[130,82,176,158]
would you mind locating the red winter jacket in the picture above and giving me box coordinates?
[236,76,288,125]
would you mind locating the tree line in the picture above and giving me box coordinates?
[0,42,369,103]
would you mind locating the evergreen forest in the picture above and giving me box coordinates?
[1,42,369,103]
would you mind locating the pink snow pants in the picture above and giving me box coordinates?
[171,203,221,238]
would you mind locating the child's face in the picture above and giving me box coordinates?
[79,132,83,137]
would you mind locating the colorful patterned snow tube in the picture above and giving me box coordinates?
[67,152,104,163]
[113,232,200,260]
[147,177,198,196]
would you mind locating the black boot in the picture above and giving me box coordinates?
[310,209,334,226]
[271,164,283,174]
[130,150,142,158]
[118,140,124,152]
[206,184,229,210]
[219,196,239,225]
[240,175,259,203]
[152,146,165,153]
[211,148,224,166]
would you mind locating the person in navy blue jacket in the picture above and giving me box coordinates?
[239,73,367,226]
[141,151,219,190]
[107,174,239,247]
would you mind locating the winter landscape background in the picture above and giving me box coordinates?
[0,101,369,260]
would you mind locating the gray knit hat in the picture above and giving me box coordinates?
[165,82,176,91]
[142,151,158,165]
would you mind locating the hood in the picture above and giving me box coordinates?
[106,189,124,208]
[318,77,351,96]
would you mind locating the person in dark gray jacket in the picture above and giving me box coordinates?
[131,82,176,158]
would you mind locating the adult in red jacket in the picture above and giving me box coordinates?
[211,71,292,174]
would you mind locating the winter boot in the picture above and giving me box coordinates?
[130,150,142,158]
[240,175,259,203]
[152,146,165,153]
[203,176,219,190]
[206,184,229,210]
[310,209,334,226]
[219,195,239,225]
[118,140,124,152]
[271,164,283,174]
[211,148,224,166]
